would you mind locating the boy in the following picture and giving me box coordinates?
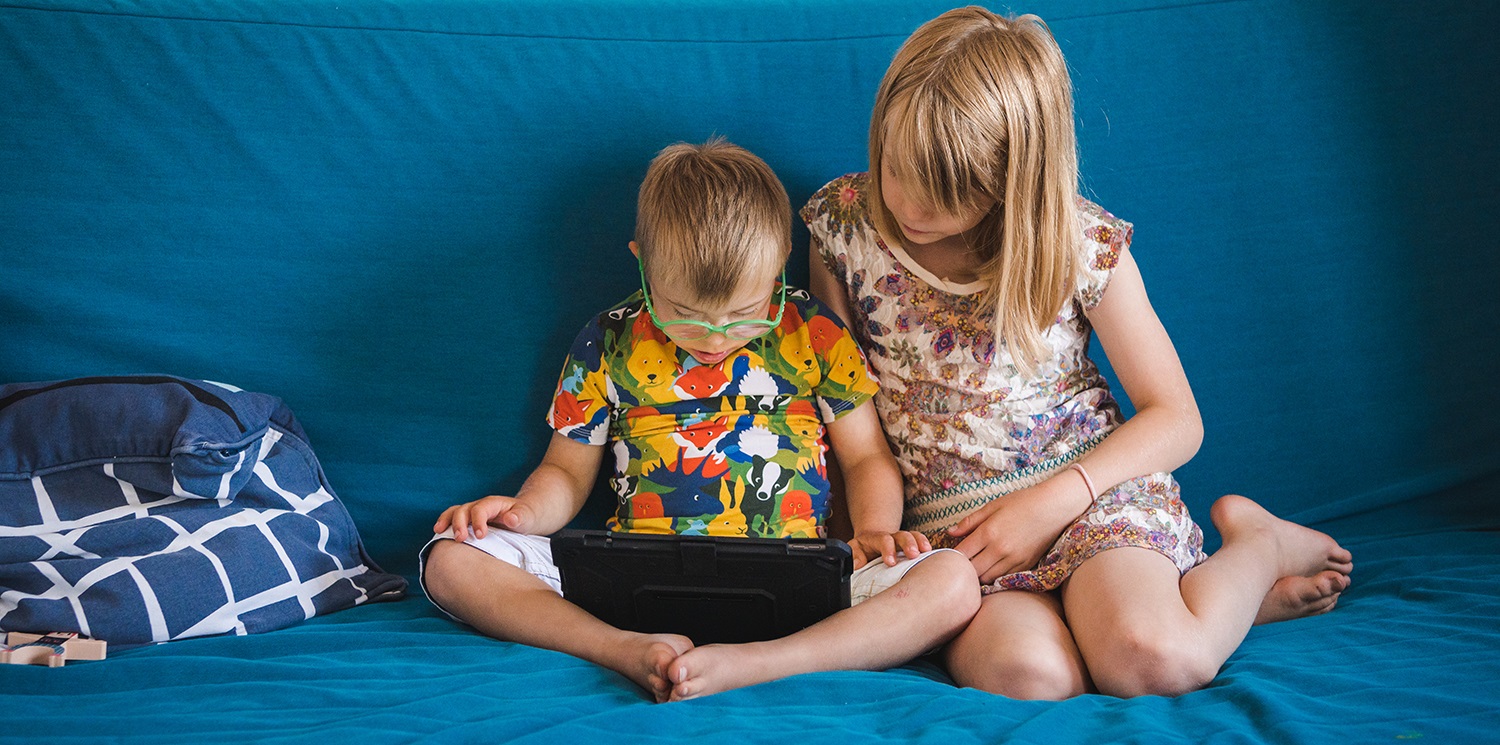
[421,139,978,702]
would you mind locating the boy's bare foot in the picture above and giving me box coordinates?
[667,642,784,701]
[605,633,694,703]
[1211,494,1353,625]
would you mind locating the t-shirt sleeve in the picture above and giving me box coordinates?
[809,305,880,423]
[545,317,613,445]
[1075,200,1135,311]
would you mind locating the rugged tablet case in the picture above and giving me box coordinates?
[551,529,852,644]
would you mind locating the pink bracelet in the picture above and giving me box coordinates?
[1069,463,1098,501]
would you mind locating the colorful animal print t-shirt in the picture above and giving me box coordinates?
[547,286,879,539]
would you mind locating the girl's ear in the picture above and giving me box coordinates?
[628,241,640,258]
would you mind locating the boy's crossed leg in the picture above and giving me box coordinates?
[668,549,980,700]
[425,537,982,702]
[424,539,692,702]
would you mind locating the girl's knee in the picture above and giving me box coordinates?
[1088,628,1217,697]
[946,622,1087,700]
[953,650,1087,700]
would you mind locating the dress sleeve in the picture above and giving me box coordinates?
[545,317,612,445]
[799,174,869,292]
[1075,199,1135,311]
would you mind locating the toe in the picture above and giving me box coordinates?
[1318,570,1351,595]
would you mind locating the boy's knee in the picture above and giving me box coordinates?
[422,539,476,606]
[913,550,981,618]
[1089,627,1216,698]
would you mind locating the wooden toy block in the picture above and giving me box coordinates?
[2,631,108,667]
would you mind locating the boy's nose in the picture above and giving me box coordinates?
[698,334,736,352]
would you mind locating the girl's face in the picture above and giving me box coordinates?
[879,161,994,246]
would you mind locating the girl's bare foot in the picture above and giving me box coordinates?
[605,633,694,703]
[1211,494,1353,625]
[667,642,784,701]
[1255,570,1350,625]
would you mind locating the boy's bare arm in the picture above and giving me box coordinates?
[434,433,604,540]
[824,402,929,567]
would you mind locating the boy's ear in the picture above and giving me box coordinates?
[628,241,640,258]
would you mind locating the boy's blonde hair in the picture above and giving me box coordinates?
[869,7,1080,370]
[636,139,792,304]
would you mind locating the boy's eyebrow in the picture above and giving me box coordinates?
[657,280,774,311]
[664,292,769,316]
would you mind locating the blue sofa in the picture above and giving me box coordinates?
[3,0,1498,741]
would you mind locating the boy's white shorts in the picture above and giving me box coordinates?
[419,529,961,622]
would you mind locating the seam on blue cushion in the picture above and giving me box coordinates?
[0,455,173,481]
[0,4,917,42]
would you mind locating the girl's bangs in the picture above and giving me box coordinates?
[881,94,996,217]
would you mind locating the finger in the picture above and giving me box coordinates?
[952,531,984,560]
[852,540,870,570]
[969,545,1004,582]
[433,507,454,534]
[848,539,868,570]
[500,502,529,533]
[450,505,474,542]
[900,532,921,558]
[881,534,897,566]
[467,501,505,539]
[976,548,1019,584]
[916,532,932,554]
[947,501,997,537]
[474,498,519,538]
[475,502,506,540]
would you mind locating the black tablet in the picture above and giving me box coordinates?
[551,529,852,645]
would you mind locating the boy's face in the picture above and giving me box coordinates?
[646,268,780,366]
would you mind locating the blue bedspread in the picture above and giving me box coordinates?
[6,484,1498,743]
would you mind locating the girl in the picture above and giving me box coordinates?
[803,7,1353,699]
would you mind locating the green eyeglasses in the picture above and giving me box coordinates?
[637,258,786,342]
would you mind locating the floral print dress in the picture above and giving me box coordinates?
[802,173,1206,593]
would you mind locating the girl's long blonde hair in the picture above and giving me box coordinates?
[868,7,1080,370]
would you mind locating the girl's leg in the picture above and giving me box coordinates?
[943,589,1091,700]
[1061,495,1352,697]
[423,539,693,702]
[667,549,980,700]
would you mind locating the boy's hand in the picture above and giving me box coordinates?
[433,495,541,542]
[847,530,932,570]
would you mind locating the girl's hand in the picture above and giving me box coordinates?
[946,479,1085,583]
[433,495,541,542]
[848,530,933,570]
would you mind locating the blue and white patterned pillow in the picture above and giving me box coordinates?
[0,375,406,643]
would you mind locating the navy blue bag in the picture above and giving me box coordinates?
[0,376,406,643]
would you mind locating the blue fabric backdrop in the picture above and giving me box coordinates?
[1,0,1497,741]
